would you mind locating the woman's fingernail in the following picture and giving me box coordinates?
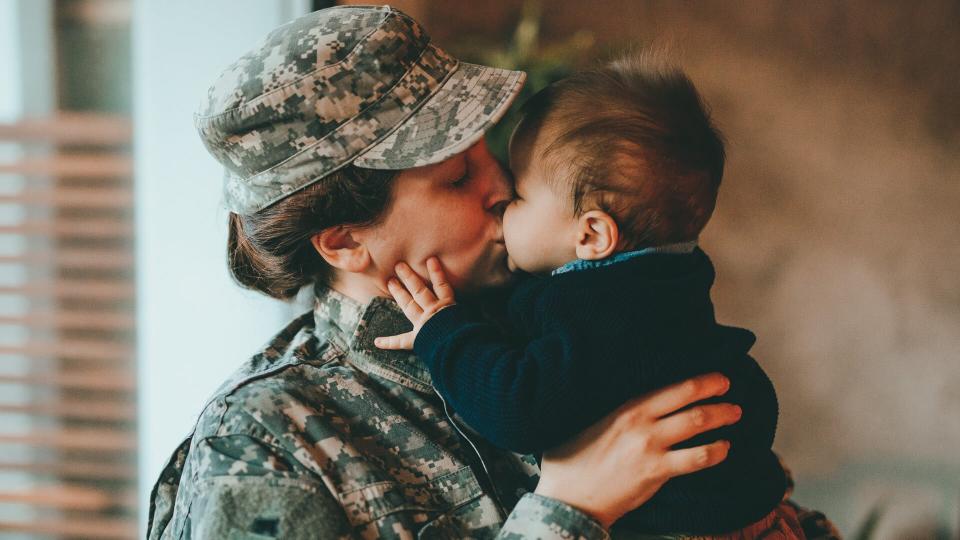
[732,406,742,418]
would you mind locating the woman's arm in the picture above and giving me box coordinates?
[150,434,355,539]
[150,374,740,539]
[187,473,353,539]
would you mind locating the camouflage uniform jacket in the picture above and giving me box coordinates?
[147,285,841,539]
[147,285,610,539]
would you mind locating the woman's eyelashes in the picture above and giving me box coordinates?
[451,172,470,188]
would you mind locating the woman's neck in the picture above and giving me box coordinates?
[328,270,388,306]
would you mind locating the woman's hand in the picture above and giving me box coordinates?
[535,372,741,529]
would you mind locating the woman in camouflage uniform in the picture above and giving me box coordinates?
[147,6,840,539]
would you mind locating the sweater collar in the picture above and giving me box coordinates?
[551,240,699,276]
[312,284,434,393]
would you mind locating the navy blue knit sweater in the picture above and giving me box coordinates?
[414,248,787,534]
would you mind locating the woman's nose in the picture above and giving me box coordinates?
[488,198,510,222]
[469,139,512,218]
[485,177,512,220]
[484,165,513,210]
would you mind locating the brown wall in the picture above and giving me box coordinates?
[354,2,960,536]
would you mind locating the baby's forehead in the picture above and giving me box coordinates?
[506,128,535,176]
[508,120,563,180]
[506,146,541,188]
[513,131,583,182]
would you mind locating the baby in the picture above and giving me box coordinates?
[376,56,790,536]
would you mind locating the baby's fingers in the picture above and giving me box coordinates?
[374,332,415,350]
[387,278,423,322]
[395,262,437,309]
[427,257,454,302]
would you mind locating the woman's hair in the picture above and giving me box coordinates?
[227,165,397,300]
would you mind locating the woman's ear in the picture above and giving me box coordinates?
[575,210,619,261]
[311,226,371,273]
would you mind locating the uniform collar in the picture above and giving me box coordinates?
[312,283,434,393]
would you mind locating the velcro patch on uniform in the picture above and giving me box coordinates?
[250,516,279,536]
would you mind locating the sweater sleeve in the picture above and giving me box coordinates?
[415,303,623,453]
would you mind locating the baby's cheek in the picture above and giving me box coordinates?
[503,226,530,266]
[502,217,524,256]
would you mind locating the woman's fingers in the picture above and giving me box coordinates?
[395,262,438,309]
[653,403,742,448]
[642,373,731,419]
[426,257,454,302]
[659,440,730,478]
[374,332,415,350]
[387,278,423,321]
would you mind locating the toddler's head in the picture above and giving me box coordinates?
[503,54,725,274]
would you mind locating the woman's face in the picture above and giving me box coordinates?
[360,139,514,294]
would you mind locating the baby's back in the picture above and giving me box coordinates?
[510,249,788,534]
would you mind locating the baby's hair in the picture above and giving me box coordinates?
[511,52,725,250]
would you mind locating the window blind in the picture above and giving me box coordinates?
[0,112,136,538]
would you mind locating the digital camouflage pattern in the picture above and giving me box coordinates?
[147,285,842,539]
[147,285,606,539]
[194,5,524,216]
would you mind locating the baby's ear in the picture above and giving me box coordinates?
[575,210,619,261]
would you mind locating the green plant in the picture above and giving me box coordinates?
[454,0,595,165]
[850,501,886,540]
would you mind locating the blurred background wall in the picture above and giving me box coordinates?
[2,0,138,536]
[132,0,310,536]
[377,1,960,538]
[3,1,957,538]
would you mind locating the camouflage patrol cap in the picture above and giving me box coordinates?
[195,5,526,215]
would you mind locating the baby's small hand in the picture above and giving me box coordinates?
[375,257,456,350]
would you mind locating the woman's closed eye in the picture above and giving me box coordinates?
[451,172,470,188]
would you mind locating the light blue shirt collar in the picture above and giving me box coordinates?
[551,240,698,276]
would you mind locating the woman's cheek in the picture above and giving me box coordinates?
[433,230,491,285]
